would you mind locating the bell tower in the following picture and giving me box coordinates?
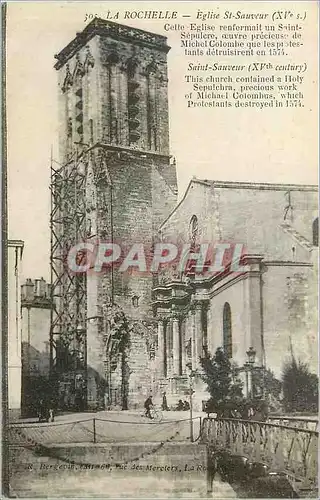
[55,18,173,159]
[52,19,177,409]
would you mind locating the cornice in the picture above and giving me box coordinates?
[54,18,170,70]
[193,178,318,192]
[263,260,313,267]
[21,299,53,310]
[8,239,24,248]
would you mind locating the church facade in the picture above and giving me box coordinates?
[52,18,318,411]
[153,179,318,409]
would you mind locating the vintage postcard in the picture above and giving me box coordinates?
[2,1,318,498]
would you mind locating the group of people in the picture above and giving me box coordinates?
[176,399,190,411]
[204,399,268,421]
[38,398,55,422]
[144,392,191,418]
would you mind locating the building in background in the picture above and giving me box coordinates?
[153,180,318,405]
[21,278,52,417]
[8,239,24,419]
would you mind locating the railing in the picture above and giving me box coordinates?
[268,416,318,432]
[8,416,202,446]
[201,417,318,492]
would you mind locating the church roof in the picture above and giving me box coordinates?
[159,177,318,230]
[191,178,318,191]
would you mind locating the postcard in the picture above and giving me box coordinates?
[3,1,318,498]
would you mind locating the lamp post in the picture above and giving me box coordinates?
[246,347,256,399]
[187,363,195,442]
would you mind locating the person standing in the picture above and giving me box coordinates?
[162,392,169,411]
[144,395,153,419]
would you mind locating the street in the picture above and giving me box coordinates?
[9,409,237,498]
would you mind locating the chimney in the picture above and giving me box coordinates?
[21,278,34,301]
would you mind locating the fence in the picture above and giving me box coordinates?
[201,417,318,492]
[8,416,202,446]
[268,416,318,432]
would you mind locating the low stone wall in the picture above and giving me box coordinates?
[9,442,208,478]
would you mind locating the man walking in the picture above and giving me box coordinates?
[144,395,153,419]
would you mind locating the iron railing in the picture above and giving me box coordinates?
[201,417,318,492]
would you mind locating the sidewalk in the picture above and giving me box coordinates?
[10,408,208,425]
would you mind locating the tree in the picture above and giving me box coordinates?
[252,367,282,411]
[199,347,244,415]
[282,357,318,413]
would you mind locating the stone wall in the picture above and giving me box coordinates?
[8,242,24,417]
[263,263,318,377]
[159,180,318,381]
[54,21,179,408]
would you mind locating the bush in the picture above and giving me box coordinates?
[199,347,244,415]
[282,357,318,413]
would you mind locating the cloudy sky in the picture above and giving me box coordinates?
[6,1,318,282]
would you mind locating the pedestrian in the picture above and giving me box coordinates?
[183,400,190,411]
[144,395,153,419]
[162,392,169,411]
[177,399,184,411]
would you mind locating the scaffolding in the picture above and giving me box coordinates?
[49,147,88,406]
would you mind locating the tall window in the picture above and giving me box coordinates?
[223,302,232,358]
[312,218,318,246]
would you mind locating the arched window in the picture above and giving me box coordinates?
[189,215,198,247]
[312,218,318,246]
[223,302,232,358]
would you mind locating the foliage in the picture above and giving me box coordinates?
[252,367,282,411]
[199,347,244,412]
[282,357,318,413]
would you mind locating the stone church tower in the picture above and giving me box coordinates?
[53,18,177,409]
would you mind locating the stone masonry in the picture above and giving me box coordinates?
[53,18,177,409]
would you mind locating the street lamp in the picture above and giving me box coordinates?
[246,347,256,365]
[244,347,256,399]
[186,362,195,442]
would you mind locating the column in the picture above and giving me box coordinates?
[191,311,197,370]
[157,319,165,377]
[180,319,186,374]
[166,320,172,377]
[108,63,119,143]
[195,304,203,362]
[118,67,129,145]
[245,258,263,366]
[172,316,180,375]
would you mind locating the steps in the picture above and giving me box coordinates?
[9,443,237,497]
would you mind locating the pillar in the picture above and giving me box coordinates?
[191,311,197,370]
[172,316,180,375]
[195,304,203,361]
[166,320,172,377]
[180,319,186,374]
[157,319,165,377]
[244,257,264,366]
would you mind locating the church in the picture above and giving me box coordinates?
[51,18,318,411]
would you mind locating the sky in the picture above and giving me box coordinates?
[6,1,318,282]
